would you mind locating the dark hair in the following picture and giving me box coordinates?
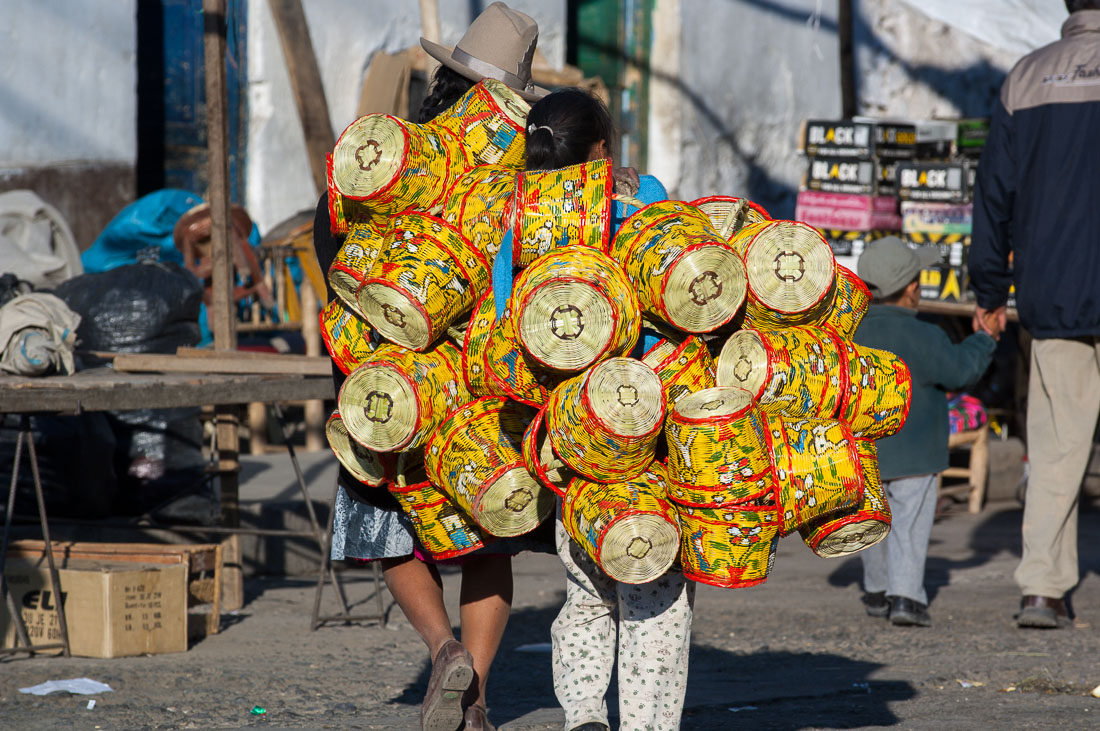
[417,65,475,123]
[1066,0,1100,12]
[524,89,617,171]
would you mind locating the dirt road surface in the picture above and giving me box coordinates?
[2,500,1098,729]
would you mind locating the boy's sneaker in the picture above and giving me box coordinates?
[889,596,932,627]
[861,591,889,618]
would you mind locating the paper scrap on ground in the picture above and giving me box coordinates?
[1091,684,1100,699]
[87,700,96,710]
[18,679,114,696]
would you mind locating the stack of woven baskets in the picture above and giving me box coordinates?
[320,79,910,585]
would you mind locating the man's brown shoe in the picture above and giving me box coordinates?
[1017,595,1069,629]
[421,640,474,731]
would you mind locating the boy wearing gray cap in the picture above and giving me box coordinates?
[854,237,996,626]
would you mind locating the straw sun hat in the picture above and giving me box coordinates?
[420,2,549,102]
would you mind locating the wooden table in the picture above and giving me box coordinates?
[916,299,1019,322]
[0,368,333,414]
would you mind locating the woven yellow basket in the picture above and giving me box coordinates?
[672,500,780,588]
[511,246,640,372]
[664,386,773,508]
[390,478,487,560]
[460,290,508,398]
[325,410,389,487]
[690,195,771,240]
[512,159,613,267]
[326,152,388,235]
[562,463,681,584]
[320,299,379,376]
[429,78,529,169]
[425,396,553,537]
[762,412,862,536]
[357,212,490,351]
[328,221,388,317]
[800,437,891,557]
[610,201,746,333]
[332,113,464,215]
[641,334,717,412]
[546,357,666,483]
[521,406,575,497]
[836,339,913,440]
[716,326,844,419]
[338,341,470,453]
[818,264,871,339]
[482,301,556,407]
[732,220,837,330]
[442,164,517,261]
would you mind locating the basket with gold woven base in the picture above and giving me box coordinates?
[511,159,614,267]
[461,290,509,398]
[390,478,487,560]
[339,341,469,453]
[762,412,862,535]
[442,164,517,261]
[562,464,681,584]
[429,78,529,169]
[672,500,780,588]
[691,195,771,240]
[425,396,554,537]
[320,299,379,376]
[511,246,640,373]
[641,334,718,412]
[328,221,388,317]
[800,437,891,557]
[610,200,746,333]
[664,386,773,508]
[482,301,557,407]
[732,220,836,330]
[836,339,912,440]
[522,406,575,497]
[716,326,844,419]
[356,212,490,351]
[546,358,666,483]
[325,410,390,487]
[326,152,388,235]
[818,264,871,339]
[332,114,464,217]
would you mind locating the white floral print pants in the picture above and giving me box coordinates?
[551,517,695,731]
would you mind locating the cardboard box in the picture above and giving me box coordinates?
[876,159,899,196]
[920,264,969,303]
[796,203,901,232]
[816,228,897,260]
[897,161,973,202]
[795,191,898,212]
[859,118,957,159]
[5,540,222,640]
[901,202,973,235]
[904,232,971,267]
[2,557,188,658]
[799,119,874,157]
[803,157,879,195]
[956,118,991,158]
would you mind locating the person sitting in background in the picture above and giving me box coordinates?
[854,237,996,627]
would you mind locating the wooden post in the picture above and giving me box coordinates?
[204,0,244,611]
[301,279,325,452]
[419,0,442,75]
[267,0,336,194]
[838,0,857,118]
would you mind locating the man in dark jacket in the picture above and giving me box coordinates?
[856,237,995,627]
[969,0,1100,629]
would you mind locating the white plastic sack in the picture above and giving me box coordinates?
[0,190,83,289]
[899,0,1065,56]
[0,292,81,376]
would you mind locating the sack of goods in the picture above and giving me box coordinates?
[321,89,910,586]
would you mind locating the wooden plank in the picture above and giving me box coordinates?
[0,372,335,413]
[111,352,331,376]
[267,0,336,194]
[177,347,320,362]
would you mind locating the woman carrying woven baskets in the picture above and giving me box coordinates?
[492,90,696,731]
[312,6,549,731]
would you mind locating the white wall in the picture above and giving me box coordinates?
[246,0,566,234]
[0,0,137,166]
